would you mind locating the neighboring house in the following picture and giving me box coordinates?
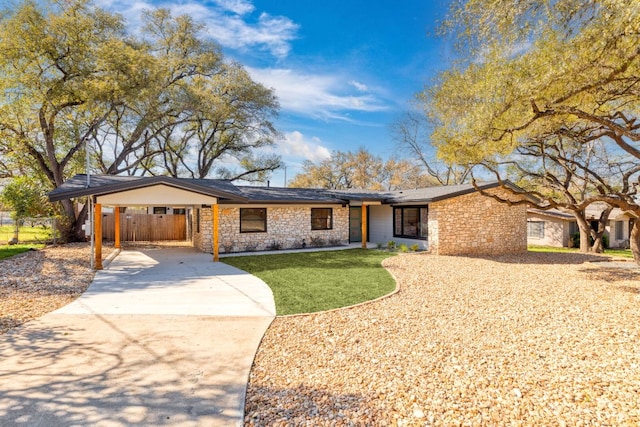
[527,203,636,249]
[49,175,528,266]
[585,202,635,249]
[527,209,577,247]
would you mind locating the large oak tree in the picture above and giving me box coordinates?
[423,0,640,262]
[0,0,280,240]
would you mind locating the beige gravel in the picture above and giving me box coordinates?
[245,252,640,426]
[0,243,113,334]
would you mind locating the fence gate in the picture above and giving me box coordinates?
[102,213,188,242]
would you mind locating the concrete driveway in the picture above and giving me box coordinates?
[0,248,276,427]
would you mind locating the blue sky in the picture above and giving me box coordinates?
[99,0,454,185]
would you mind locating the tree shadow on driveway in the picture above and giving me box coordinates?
[0,315,251,427]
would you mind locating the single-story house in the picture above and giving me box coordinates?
[48,175,528,268]
[527,208,578,247]
[527,203,637,248]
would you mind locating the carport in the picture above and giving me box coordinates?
[48,175,249,269]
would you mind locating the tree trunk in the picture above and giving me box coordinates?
[590,206,612,253]
[574,213,592,253]
[56,199,88,242]
[630,221,640,265]
[591,236,604,253]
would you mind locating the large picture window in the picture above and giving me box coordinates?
[311,208,333,230]
[240,208,267,233]
[393,206,428,239]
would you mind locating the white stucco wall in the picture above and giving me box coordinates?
[527,214,571,247]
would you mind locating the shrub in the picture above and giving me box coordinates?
[569,232,580,248]
[398,244,408,253]
[222,241,234,253]
[387,240,396,250]
[376,242,383,249]
[290,239,304,249]
[267,240,282,250]
[570,232,609,249]
[310,235,325,247]
[328,237,342,246]
[410,244,419,252]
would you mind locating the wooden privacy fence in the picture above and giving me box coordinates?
[102,213,187,242]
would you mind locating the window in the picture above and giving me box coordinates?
[393,206,428,239]
[153,206,167,214]
[311,208,333,230]
[615,221,624,240]
[173,208,186,215]
[528,221,545,239]
[241,208,267,233]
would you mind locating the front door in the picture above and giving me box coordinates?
[349,207,361,242]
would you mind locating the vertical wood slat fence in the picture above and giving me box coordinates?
[101,213,188,242]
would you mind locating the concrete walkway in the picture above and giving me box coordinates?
[0,248,276,427]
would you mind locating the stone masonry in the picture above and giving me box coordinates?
[194,206,349,254]
[428,188,527,255]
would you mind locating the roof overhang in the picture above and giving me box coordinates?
[48,175,248,203]
[95,184,218,205]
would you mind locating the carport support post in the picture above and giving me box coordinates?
[361,204,367,249]
[95,202,103,270]
[212,204,219,262]
[114,206,121,249]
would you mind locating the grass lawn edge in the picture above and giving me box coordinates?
[277,256,402,318]
[222,248,399,316]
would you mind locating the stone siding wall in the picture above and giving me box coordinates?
[429,189,527,255]
[194,205,349,253]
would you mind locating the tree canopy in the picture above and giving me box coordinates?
[288,147,436,191]
[423,0,640,260]
[0,0,280,239]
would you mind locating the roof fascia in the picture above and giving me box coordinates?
[48,176,248,202]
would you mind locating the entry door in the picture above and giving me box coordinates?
[349,207,362,242]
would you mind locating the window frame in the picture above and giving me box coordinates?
[240,208,267,233]
[527,221,545,239]
[615,220,624,240]
[311,208,333,230]
[393,206,428,240]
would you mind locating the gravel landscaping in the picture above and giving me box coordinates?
[0,243,112,334]
[3,246,639,425]
[245,252,640,426]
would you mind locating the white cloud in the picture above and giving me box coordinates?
[279,131,331,163]
[205,12,298,58]
[95,0,298,59]
[350,80,369,92]
[248,67,388,120]
[212,0,254,15]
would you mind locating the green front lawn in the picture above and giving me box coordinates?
[0,244,44,260]
[0,224,52,244]
[222,249,397,315]
[528,245,633,258]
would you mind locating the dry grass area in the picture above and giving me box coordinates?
[0,243,113,334]
[245,252,640,426]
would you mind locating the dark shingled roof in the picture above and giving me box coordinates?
[231,186,348,204]
[527,208,575,220]
[48,174,516,205]
[47,174,248,202]
[381,182,503,204]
